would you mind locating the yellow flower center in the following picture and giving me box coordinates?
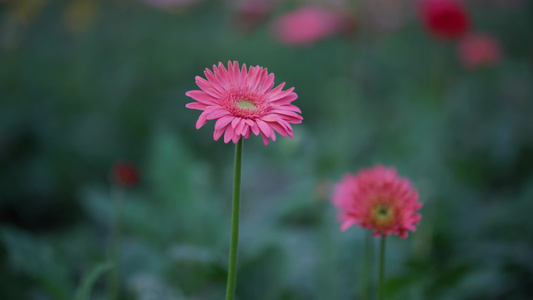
[372,204,394,226]
[237,100,256,109]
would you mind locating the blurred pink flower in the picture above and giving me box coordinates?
[420,0,470,40]
[271,6,354,46]
[457,33,502,69]
[185,61,302,145]
[331,165,422,238]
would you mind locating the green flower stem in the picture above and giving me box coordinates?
[226,138,243,300]
[108,187,123,300]
[360,231,373,300]
[377,235,387,300]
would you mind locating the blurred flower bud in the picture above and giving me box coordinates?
[112,161,140,187]
[420,0,470,41]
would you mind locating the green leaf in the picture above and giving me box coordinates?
[1,227,72,300]
[73,261,115,300]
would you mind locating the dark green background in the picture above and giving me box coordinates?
[1,0,532,299]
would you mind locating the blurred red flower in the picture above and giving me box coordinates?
[112,161,140,187]
[420,0,470,40]
[271,6,354,46]
[457,33,502,69]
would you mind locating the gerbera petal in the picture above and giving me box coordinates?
[231,61,240,86]
[256,119,272,138]
[196,112,209,129]
[243,126,251,138]
[256,68,268,91]
[272,93,299,105]
[185,102,208,110]
[264,121,288,137]
[261,133,270,145]
[205,108,231,120]
[272,118,293,138]
[227,61,235,84]
[260,114,280,122]
[250,122,261,135]
[268,82,286,98]
[214,115,235,130]
[247,66,259,91]
[231,117,241,129]
[340,219,358,232]
[287,129,294,139]
[185,90,218,105]
[276,118,292,131]
[260,73,275,94]
[284,104,302,113]
[211,64,226,88]
[271,109,303,120]
[231,118,244,136]
[244,119,255,127]
[195,77,220,97]
[235,119,247,136]
[258,69,269,90]
[204,68,225,93]
[270,87,295,101]
[240,63,248,86]
[213,126,226,141]
[217,62,230,85]
[224,124,235,143]
[232,133,240,144]
[281,116,303,125]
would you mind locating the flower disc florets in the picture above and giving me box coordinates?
[185,61,303,145]
[225,88,269,119]
[331,165,422,238]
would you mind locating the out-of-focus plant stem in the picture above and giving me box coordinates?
[377,235,386,300]
[108,187,123,300]
[360,231,373,300]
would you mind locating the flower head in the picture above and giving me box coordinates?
[185,61,303,145]
[331,165,422,238]
[271,6,354,46]
[112,161,140,187]
[420,0,470,40]
[457,33,502,69]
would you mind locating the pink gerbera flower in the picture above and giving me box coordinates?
[331,165,422,238]
[185,61,303,145]
[271,6,354,46]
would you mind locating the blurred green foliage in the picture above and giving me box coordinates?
[1,0,533,299]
